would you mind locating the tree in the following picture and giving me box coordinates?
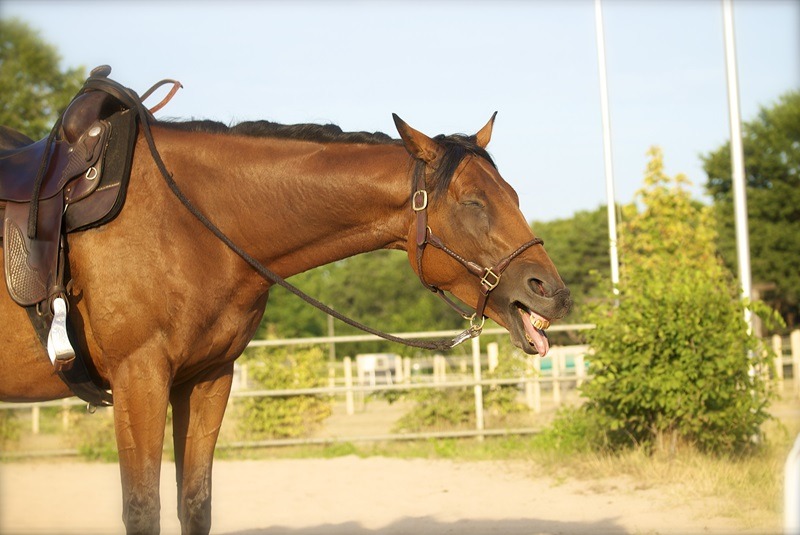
[702,90,800,330]
[532,206,614,324]
[580,147,771,454]
[0,18,85,139]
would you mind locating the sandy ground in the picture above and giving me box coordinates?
[0,456,763,535]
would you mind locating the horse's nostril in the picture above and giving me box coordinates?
[529,278,546,297]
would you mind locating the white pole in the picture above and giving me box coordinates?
[344,356,354,416]
[594,0,620,296]
[722,0,753,330]
[471,337,485,440]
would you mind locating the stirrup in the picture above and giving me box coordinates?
[47,297,76,372]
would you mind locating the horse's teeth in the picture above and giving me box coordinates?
[529,315,550,330]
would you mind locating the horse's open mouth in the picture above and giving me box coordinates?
[516,305,550,356]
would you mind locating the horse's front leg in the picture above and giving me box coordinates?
[170,362,234,535]
[111,353,172,534]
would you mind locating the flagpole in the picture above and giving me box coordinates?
[721,0,753,331]
[594,0,620,297]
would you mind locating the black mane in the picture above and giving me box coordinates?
[158,119,496,199]
[158,119,397,145]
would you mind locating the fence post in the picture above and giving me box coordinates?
[773,334,784,393]
[403,357,411,384]
[792,330,800,397]
[527,357,541,413]
[487,342,499,373]
[552,352,562,407]
[344,356,354,416]
[395,356,404,383]
[433,355,443,384]
[31,405,40,434]
[61,398,70,431]
[240,364,249,391]
[472,337,484,441]
[575,353,586,389]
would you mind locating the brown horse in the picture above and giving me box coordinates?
[1,110,571,533]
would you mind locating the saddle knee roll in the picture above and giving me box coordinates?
[3,197,63,306]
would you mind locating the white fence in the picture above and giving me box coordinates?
[3,326,799,454]
[0,325,594,450]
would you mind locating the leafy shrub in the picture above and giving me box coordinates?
[394,348,531,433]
[238,346,332,439]
[0,410,20,448]
[580,147,774,455]
[394,388,475,432]
[67,410,118,462]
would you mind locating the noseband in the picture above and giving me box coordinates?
[411,166,543,340]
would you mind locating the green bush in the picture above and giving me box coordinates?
[394,349,531,433]
[69,412,118,462]
[394,388,475,432]
[580,147,774,455]
[238,346,332,439]
[0,410,20,448]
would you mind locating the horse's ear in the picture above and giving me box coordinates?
[392,113,443,164]
[474,111,498,149]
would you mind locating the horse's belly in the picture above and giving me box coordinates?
[0,278,73,401]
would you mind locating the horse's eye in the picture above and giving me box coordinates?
[461,199,484,209]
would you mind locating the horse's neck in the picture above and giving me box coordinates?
[160,128,412,277]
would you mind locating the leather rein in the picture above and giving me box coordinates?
[84,74,541,351]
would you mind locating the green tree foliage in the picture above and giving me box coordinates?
[702,90,800,329]
[532,206,613,323]
[237,347,332,439]
[0,411,20,448]
[580,147,772,454]
[0,18,85,138]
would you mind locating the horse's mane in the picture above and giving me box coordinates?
[158,119,496,198]
[158,119,397,145]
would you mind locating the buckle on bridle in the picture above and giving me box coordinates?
[449,314,486,348]
[412,190,428,212]
[480,268,501,292]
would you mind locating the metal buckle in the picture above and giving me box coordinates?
[412,190,428,211]
[480,268,500,291]
[470,314,486,332]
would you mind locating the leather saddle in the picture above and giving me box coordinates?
[1,87,137,307]
[0,66,178,406]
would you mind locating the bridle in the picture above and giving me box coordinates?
[410,161,544,342]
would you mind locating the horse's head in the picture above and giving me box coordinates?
[393,113,572,356]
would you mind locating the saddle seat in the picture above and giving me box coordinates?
[0,91,121,205]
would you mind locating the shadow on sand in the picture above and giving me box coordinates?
[224,515,631,535]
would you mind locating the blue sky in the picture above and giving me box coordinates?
[3,0,798,223]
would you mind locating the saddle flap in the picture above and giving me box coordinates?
[3,197,64,306]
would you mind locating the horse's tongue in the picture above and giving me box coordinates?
[519,309,550,357]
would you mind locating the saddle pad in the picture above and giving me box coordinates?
[65,109,137,232]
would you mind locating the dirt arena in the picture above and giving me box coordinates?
[0,456,768,535]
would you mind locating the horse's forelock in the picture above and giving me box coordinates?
[423,134,497,200]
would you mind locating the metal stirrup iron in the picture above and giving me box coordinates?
[47,297,76,372]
